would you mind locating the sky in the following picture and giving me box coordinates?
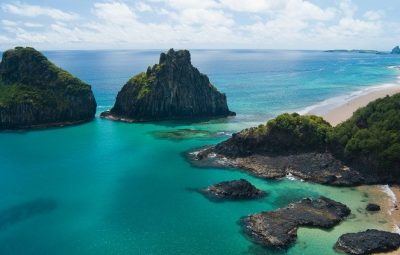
[0,0,399,50]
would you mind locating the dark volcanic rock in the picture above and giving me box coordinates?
[242,197,350,249]
[101,48,235,122]
[201,179,265,200]
[335,229,400,254]
[366,203,380,212]
[192,149,364,186]
[391,46,400,54]
[0,47,96,129]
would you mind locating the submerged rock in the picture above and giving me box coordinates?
[391,46,400,54]
[365,203,380,212]
[101,48,235,122]
[241,197,350,249]
[200,179,265,200]
[335,229,400,254]
[0,47,96,129]
[151,128,225,141]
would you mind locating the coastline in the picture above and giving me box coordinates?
[308,84,400,237]
[307,84,400,126]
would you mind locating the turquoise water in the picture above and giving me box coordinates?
[0,50,400,255]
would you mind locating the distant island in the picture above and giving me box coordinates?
[101,49,235,122]
[392,46,400,54]
[325,45,400,55]
[325,49,384,54]
[0,47,97,129]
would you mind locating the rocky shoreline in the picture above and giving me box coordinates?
[189,148,365,186]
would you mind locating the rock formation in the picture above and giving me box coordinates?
[191,151,364,186]
[191,94,400,185]
[365,203,380,212]
[335,229,400,254]
[391,46,400,54]
[101,49,235,122]
[0,47,96,129]
[190,113,364,186]
[241,197,350,249]
[200,179,265,200]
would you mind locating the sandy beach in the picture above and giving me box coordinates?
[314,85,400,126]
[310,84,400,251]
[388,185,400,232]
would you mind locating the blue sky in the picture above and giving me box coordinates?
[0,0,399,50]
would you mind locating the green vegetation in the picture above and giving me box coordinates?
[234,113,332,155]
[329,94,400,178]
[0,47,91,108]
[235,94,400,179]
[0,47,96,128]
[127,72,155,99]
[265,113,332,152]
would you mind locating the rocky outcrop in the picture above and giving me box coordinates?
[101,49,235,122]
[366,203,380,212]
[0,47,96,129]
[335,229,400,254]
[190,150,364,186]
[391,46,400,54]
[241,197,350,249]
[200,179,265,200]
[188,113,366,186]
[190,105,400,185]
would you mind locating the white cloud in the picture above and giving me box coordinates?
[92,2,136,25]
[0,0,394,50]
[339,0,357,18]
[219,0,282,12]
[2,19,18,26]
[24,22,43,28]
[0,35,10,43]
[364,10,384,21]
[135,2,153,12]
[171,8,234,26]
[158,0,220,10]
[2,2,79,21]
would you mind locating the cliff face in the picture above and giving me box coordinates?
[0,47,96,129]
[102,49,235,121]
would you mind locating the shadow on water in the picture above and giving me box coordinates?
[272,188,320,208]
[146,116,237,128]
[150,128,232,141]
[0,199,57,231]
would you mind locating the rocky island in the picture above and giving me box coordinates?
[192,92,400,185]
[391,46,400,54]
[101,49,235,122]
[335,229,400,254]
[200,179,265,201]
[0,47,96,129]
[241,197,350,249]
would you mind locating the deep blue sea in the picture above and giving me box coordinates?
[0,50,400,255]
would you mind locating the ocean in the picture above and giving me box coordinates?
[0,49,399,255]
